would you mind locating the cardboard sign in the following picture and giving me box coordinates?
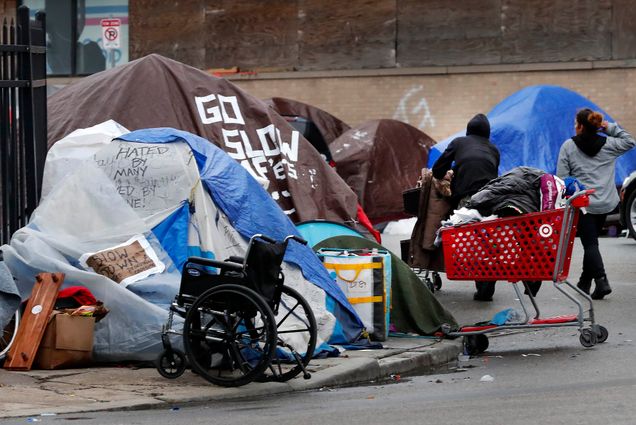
[101,18,121,49]
[80,235,165,286]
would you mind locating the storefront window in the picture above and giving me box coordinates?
[23,0,129,76]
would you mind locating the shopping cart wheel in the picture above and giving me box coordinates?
[464,334,489,356]
[594,325,609,343]
[157,349,187,379]
[420,276,435,293]
[433,272,442,291]
[579,329,598,348]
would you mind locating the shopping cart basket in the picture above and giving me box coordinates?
[439,190,607,355]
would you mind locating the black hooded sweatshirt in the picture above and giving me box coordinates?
[432,114,500,206]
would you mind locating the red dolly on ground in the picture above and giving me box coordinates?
[439,190,607,355]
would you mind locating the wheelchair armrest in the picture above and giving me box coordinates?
[226,255,245,264]
[185,256,243,272]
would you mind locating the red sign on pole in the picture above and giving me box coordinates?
[101,18,121,49]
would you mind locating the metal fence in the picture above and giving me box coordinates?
[0,6,47,245]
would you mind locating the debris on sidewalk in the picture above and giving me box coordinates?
[457,354,470,362]
[480,374,495,382]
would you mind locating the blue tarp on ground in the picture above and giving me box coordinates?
[428,85,636,184]
[119,128,365,343]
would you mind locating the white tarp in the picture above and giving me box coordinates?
[2,121,335,361]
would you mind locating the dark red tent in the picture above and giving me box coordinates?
[263,97,351,146]
[331,119,436,223]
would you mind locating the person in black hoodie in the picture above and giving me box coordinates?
[433,114,500,209]
[433,114,500,301]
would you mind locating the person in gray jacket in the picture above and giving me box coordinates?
[557,108,636,299]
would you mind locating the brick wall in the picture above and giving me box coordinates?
[233,67,636,143]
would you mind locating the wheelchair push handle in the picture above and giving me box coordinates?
[251,233,307,246]
[252,234,277,244]
[284,235,308,246]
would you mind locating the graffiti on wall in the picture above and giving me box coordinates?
[393,85,435,130]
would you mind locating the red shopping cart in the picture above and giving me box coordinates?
[439,190,607,355]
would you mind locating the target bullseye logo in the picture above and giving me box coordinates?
[539,224,553,238]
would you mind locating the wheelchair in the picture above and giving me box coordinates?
[156,234,318,387]
[0,309,20,364]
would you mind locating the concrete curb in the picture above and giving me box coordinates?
[0,340,462,418]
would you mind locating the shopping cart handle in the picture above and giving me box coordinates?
[567,189,595,208]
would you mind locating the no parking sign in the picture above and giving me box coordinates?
[101,18,121,49]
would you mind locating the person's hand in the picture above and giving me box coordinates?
[600,120,609,131]
[444,170,454,181]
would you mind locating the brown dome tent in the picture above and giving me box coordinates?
[330,119,435,223]
[263,97,351,146]
[47,54,358,224]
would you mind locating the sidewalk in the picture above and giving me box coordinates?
[0,337,461,418]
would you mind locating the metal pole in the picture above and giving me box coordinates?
[0,18,8,244]
[17,6,36,224]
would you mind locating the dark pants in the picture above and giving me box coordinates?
[474,280,542,299]
[577,212,607,281]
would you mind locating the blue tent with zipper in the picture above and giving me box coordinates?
[428,85,636,185]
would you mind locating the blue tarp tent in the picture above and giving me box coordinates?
[428,85,636,185]
[2,123,364,361]
[120,128,365,345]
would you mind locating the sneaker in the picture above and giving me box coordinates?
[473,291,493,302]
[577,277,592,295]
[474,281,495,301]
[591,276,612,300]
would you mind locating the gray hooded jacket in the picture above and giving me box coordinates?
[557,123,636,214]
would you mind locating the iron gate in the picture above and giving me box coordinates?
[0,6,46,245]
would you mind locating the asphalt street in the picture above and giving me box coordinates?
[2,237,634,425]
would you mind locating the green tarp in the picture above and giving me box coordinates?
[314,236,458,335]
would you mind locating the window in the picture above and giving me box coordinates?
[22,0,129,76]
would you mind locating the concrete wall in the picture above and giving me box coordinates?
[232,65,636,142]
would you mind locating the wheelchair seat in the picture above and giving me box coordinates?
[243,238,286,304]
[176,238,287,308]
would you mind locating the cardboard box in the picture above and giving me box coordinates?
[35,314,95,369]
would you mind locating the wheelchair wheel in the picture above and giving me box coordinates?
[183,284,277,387]
[0,309,20,363]
[258,286,317,382]
[156,349,187,379]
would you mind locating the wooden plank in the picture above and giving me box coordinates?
[400,37,502,67]
[612,0,636,59]
[398,0,501,39]
[397,0,502,66]
[502,34,613,63]
[501,0,612,63]
[298,0,396,70]
[204,0,299,70]
[4,273,64,370]
[129,0,206,68]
